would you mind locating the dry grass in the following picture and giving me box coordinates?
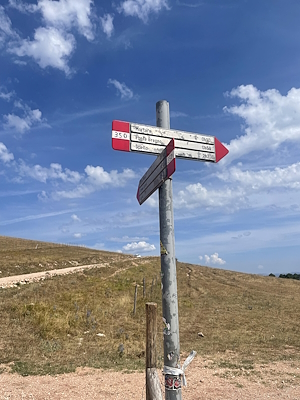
[0,236,300,376]
[0,235,132,277]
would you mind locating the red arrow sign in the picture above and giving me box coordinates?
[112,120,228,163]
[137,139,175,205]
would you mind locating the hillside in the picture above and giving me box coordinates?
[0,235,133,278]
[0,236,299,378]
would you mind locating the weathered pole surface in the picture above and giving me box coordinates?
[157,100,182,400]
[146,302,163,400]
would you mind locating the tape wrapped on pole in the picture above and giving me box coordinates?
[163,350,197,387]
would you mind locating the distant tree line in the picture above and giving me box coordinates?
[269,273,300,280]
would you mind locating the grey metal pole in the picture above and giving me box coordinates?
[157,100,182,400]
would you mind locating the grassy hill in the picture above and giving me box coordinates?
[0,236,299,376]
[0,235,135,277]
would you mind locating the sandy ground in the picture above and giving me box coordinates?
[1,357,300,400]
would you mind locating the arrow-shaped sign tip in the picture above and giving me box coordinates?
[214,137,229,162]
[136,187,140,205]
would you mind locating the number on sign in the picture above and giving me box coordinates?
[113,131,129,140]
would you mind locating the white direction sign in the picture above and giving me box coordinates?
[137,139,175,205]
[112,120,228,163]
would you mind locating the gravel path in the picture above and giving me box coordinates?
[0,264,107,289]
[0,358,300,399]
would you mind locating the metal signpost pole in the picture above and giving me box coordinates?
[157,100,182,400]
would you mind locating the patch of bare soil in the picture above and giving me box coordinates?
[1,358,299,399]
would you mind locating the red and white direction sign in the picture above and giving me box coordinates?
[112,120,228,162]
[137,139,175,205]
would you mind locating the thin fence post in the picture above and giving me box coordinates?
[146,302,163,400]
[133,284,138,315]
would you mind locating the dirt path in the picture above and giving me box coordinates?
[0,263,110,289]
[0,357,300,399]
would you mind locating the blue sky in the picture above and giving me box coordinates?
[1,0,300,275]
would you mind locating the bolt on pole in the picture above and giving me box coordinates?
[157,100,182,400]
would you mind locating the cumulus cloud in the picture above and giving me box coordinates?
[85,165,135,186]
[73,233,82,238]
[19,161,82,183]
[118,0,169,22]
[0,142,14,163]
[0,88,15,102]
[8,0,95,74]
[54,165,136,199]
[71,214,81,222]
[123,241,156,252]
[223,85,300,165]
[176,182,248,211]
[100,14,114,38]
[108,79,134,99]
[8,27,76,75]
[9,0,95,40]
[217,162,300,190]
[199,252,226,265]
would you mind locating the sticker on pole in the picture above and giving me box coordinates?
[165,375,182,391]
[160,240,168,255]
[136,139,176,205]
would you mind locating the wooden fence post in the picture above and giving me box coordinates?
[133,284,138,315]
[146,302,163,400]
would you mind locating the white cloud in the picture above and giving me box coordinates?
[100,14,114,38]
[19,162,82,183]
[0,6,18,45]
[8,0,95,73]
[3,100,44,133]
[123,241,156,252]
[217,162,300,190]
[176,159,300,213]
[8,0,39,13]
[10,0,95,41]
[176,182,247,211]
[108,79,134,99]
[54,165,136,199]
[3,114,31,132]
[71,214,81,222]
[74,233,82,238]
[38,0,95,41]
[223,85,300,165]
[199,252,226,265]
[170,111,188,118]
[85,165,135,186]
[110,235,148,242]
[118,0,169,22]
[8,27,76,75]
[0,89,15,102]
[0,142,14,163]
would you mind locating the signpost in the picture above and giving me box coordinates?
[137,139,175,205]
[112,119,229,163]
[111,101,229,400]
